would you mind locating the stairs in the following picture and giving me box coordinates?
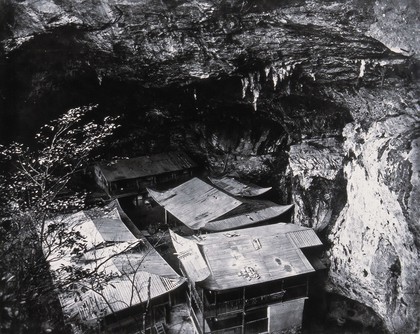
[154,322,166,334]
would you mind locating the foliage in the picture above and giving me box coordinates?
[0,105,119,333]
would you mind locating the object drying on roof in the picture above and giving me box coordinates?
[170,223,323,334]
[170,223,318,290]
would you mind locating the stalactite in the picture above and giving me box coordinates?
[252,88,259,111]
[97,72,103,86]
[241,72,261,111]
[271,67,279,89]
[264,66,270,79]
[359,59,367,78]
[269,63,296,90]
[241,77,249,99]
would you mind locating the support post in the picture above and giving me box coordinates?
[306,276,309,297]
[242,287,246,334]
[201,288,205,334]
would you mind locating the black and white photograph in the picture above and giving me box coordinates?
[0,1,418,333]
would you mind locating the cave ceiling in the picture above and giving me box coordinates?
[0,0,418,144]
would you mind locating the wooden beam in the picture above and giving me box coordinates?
[242,287,246,334]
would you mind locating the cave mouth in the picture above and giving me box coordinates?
[0,52,405,334]
[1,1,418,333]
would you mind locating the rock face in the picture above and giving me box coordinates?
[328,109,420,333]
[289,137,347,232]
[290,85,419,332]
[0,0,419,333]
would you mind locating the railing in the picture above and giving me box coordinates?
[206,324,243,334]
[190,288,204,310]
[204,290,287,317]
[109,184,139,197]
[190,310,203,334]
[205,298,244,317]
[245,290,286,307]
[245,318,268,333]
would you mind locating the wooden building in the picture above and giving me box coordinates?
[147,177,293,232]
[170,223,323,334]
[94,151,197,198]
[44,201,185,333]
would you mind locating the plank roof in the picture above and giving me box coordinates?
[63,272,184,322]
[208,176,272,197]
[205,202,294,232]
[149,178,293,231]
[286,229,323,248]
[45,203,185,324]
[97,151,196,183]
[171,224,319,291]
[259,222,323,248]
[169,230,211,282]
[148,178,242,230]
[91,218,138,242]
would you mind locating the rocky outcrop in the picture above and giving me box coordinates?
[290,87,420,332]
[289,138,347,232]
[327,109,420,333]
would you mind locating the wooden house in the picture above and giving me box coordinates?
[147,177,293,233]
[169,223,323,334]
[44,201,185,333]
[94,151,197,198]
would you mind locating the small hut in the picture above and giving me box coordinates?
[94,151,197,198]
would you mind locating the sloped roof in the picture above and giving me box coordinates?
[91,218,138,242]
[171,223,319,291]
[96,151,196,182]
[45,202,185,324]
[62,272,184,323]
[148,178,242,230]
[53,211,106,250]
[286,229,323,248]
[260,222,323,248]
[205,202,294,232]
[208,176,272,197]
[149,178,293,231]
[169,230,211,282]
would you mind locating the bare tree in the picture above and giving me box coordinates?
[0,105,118,333]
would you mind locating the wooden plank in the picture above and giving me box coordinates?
[209,176,272,197]
[170,230,211,282]
[97,151,196,182]
[188,224,318,290]
[205,204,294,231]
[148,178,241,229]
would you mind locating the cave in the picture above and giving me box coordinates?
[0,0,419,333]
